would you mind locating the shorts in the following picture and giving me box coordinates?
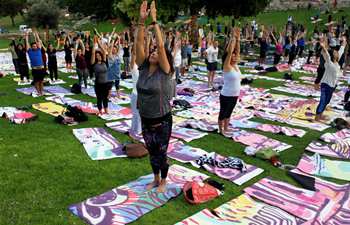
[207,62,217,72]
[32,68,46,82]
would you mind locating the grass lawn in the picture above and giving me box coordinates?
[0,63,347,225]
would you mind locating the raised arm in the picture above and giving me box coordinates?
[338,36,347,59]
[234,28,240,57]
[130,30,138,68]
[144,27,152,58]
[223,28,237,71]
[320,39,330,62]
[150,1,170,74]
[136,1,148,66]
[91,37,96,65]
[97,39,107,62]
[25,32,30,51]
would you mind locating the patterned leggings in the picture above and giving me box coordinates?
[142,114,172,179]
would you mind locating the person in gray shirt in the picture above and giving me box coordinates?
[136,0,174,193]
[91,39,110,115]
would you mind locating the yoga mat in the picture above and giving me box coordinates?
[32,102,66,117]
[0,107,36,124]
[175,194,298,225]
[306,141,350,159]
[68,164,209,225]
[73,128,126,160]
[171,127,208,142]
[105,120,132,134]
[296,153,350,181]
[178,119,218,132]
[192,152,264,186]
[320,129,350,143]
[244,177,350,224]
[231,130,292,152]
[167,141,208,163]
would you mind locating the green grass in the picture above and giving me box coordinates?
[1,7,350,224]
[0,64,348,225]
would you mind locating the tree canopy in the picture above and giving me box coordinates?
[0,0,26,26]
[26,0,60,29]
[115,0,270,22]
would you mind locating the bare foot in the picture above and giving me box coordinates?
[157,180,167,193]
[146,180,160,191]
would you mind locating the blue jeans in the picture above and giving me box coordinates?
[316,83,335,115]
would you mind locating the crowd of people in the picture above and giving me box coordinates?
[6,0,350,192]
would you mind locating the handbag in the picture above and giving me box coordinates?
[123,143,148,158]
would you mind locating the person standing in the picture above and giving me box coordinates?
[219,28,241,136]
[91,38,109,115]
[123,41,130,76]
[136,1,174,193]
[205,39,219,87]
[315,37,346,121]
[15,41,29,83]
[107,37,123,97]
[47,42,59,82]
[8,40,19,75]
[74,38,89,88]
[130,33,142,135]
[25,31,46,96]
[64,37,73,69]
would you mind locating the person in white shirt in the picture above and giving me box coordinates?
[205,40,219,88]
[172,37,182,84]
[219,27,241,136]
[315,36,347,121]
[130,31,142,135]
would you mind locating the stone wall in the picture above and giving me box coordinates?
[267,0,350,11]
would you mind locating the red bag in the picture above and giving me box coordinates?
[183,181,221,204]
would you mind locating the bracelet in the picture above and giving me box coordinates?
[138,23,145,26]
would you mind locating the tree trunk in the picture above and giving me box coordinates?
[189,15,198,47]
[45,25,50,45]
[10,16,15,27]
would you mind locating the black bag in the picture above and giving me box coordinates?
[241,77,253,85]
[173,99,192,109]
[331,118,349,130]
[344,90,350,103]
[265,66,278,72]
[71,83,82,94]
[345,102,350,111]
[121,71,131,79]
[65,105,88,122]
[254,65,264,71]
[284,73,293,80]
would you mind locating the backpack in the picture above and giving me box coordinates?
[284,73,293,80]
[183,181,221,204]
[241,77,253,85]
[122,143,148,158]
[173,99,192,109]
[65,105,88,122]
[331,118,349,130]
[71,83,82,94]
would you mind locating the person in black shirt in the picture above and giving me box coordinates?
[84,41,93,80]
[64,38,73,69]
[123,42,130,75]
[47,43,58,82]
[15,41,29,82]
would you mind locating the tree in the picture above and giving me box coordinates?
[26,0,60,42]
[25,0,60,29]
[0,0,26,26]
[60,0,115,19]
